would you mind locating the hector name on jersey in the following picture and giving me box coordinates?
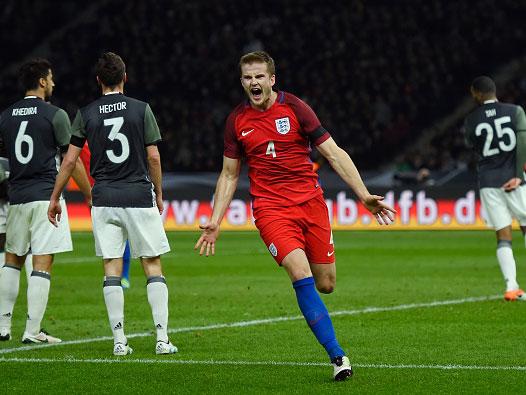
[223,91,330,209]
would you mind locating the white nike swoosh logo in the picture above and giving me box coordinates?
[241,129,254,137]
[327,251,334,256]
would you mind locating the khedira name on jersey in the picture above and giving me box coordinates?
[99,101,127,114]
[12,107,37,116]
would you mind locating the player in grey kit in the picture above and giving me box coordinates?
[0,58,91,343]
[48,52,176,355]
[464,75,526,301]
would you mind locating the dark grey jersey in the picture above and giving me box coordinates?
[464,101,526,188]
[71,93,161,208]
[0,97,71,204]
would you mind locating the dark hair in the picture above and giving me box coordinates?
[471,76,496,94]
[18,58,52,92]
[95,52,125,87]
[239,51,275,76]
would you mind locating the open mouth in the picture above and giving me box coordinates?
[251,87,263,100]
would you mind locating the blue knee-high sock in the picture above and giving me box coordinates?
[293,276,345,361]
[122,241,131,281]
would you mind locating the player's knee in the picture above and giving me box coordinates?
[316,280,335,294]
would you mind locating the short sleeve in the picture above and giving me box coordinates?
[52,109,72,148]
[144,104,162,145]
[285,93,330,146]
[70,110,87,148]
[516,106,526,132]
[223,111,242,159]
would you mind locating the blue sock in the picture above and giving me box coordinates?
[122,241,131,281]
[293,276,345,361]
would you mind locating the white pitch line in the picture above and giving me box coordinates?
[0,357,524,371]
[0,294,500,355]
[58,249,267,264]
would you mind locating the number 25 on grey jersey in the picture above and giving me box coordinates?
[464,102,526,188]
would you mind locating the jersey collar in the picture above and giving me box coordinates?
[104,92,122,95]
[483,99,497,104]
[24,96,38,99]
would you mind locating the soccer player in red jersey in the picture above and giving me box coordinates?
[195,51,396,381]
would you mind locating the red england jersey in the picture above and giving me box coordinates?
[224,91,331,208]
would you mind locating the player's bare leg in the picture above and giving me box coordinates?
[281,248,352,381]
[141,257,177,355]
[22,254,61,343]
[310,262,336,294]
[0,252,26,340]
[103,257,131,355]
[495,226,524,301]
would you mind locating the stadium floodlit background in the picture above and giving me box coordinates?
[1,0,525,393]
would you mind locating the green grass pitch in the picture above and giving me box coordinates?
[1,231,525,394]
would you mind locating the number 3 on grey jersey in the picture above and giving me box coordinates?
[71,93,161,208]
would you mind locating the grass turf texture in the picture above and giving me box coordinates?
[1,230,525,394]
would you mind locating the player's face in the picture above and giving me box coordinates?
[240,62,275,110]
[42,69,55,99]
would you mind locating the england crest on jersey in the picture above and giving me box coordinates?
[275,117,290,134]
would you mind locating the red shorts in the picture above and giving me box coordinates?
[253,194,335,265]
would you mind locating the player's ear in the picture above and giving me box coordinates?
[470,86,479,102]
[123,72,128,84]
[270,74,276,87]
[96,76,101,86]
[39,77,46,88]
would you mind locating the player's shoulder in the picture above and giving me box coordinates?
[121,94,148,108]
[0,99,23,117]
[44,101,66,117]
[281,91,305,105]
[226,101,249,123]
[280,91,318,118]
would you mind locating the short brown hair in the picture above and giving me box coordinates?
[239,51,275,76]
[95,52,125,87]
[19,58,52,91]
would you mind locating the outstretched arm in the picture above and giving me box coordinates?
[316,137,395,224]
[194,156,241,256]
[48,145,84,226]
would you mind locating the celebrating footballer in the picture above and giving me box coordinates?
[195,51,396,381]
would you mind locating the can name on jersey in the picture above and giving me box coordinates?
[99,101,127,114]
[485,109,496,117]
[12,107,37,116]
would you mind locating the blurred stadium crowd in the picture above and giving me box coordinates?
[1,0,526,174]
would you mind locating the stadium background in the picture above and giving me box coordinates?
[2,0,526,230]
[2,2,526,393]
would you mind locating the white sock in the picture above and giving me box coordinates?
[103,277,126,344]
[24,254,33,283]
[496,241,519,291]
[25,271,51,336]
[147,277,169,343]
[0,265,21,331]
